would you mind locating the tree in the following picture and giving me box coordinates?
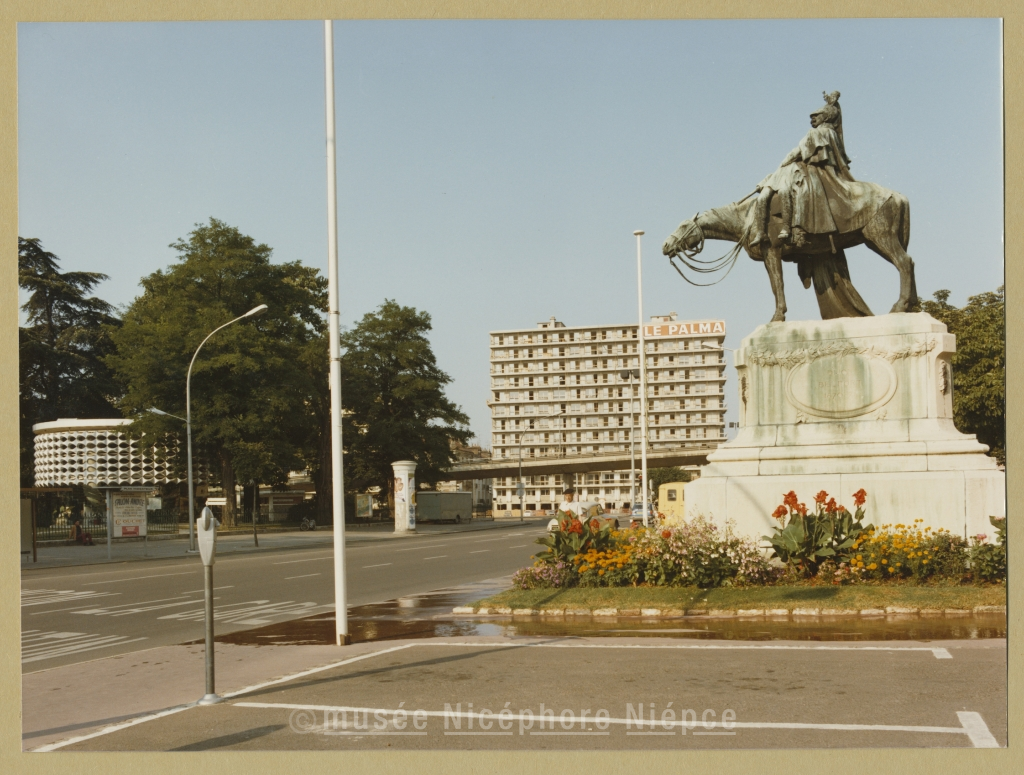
[107,218,327,525]
[19,237,122,487]
[921,286,1005,464]
[340,300,471,510]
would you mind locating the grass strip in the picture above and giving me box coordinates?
[474,585,1005,612]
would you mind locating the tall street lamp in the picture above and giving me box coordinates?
[634,230,650,527]
[182,304,268,552]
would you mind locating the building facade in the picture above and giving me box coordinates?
[488,314,726,512]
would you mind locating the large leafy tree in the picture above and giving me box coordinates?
[921,286,1005,464]
[19,237,122,486]
[340,300,471,508]
[107,218,327,525]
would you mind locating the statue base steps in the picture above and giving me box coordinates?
[685,314,1004,540]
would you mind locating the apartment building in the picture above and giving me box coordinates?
[488,313,727,512]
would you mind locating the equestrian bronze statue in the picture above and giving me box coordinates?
[662,91,918,323]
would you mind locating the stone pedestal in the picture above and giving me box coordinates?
[685,313,1004,540]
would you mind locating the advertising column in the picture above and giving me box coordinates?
[112,490,149,537]
[391,460,417,534]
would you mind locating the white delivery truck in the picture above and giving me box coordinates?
[416,492,473,524]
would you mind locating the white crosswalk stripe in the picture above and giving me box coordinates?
[157,600,328,626]
[21,589,119,608]
[21,629,147,664]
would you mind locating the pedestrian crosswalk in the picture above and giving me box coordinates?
[158,600,328,627]
[21,588,118,608]
[21,629,147,664]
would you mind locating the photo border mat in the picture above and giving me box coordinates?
[0,1,1018,773]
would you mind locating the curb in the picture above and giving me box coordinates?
[451,604,1006,619]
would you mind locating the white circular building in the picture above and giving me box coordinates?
[33,418,182,488]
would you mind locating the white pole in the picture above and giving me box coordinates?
[634,230,649,527]
[324,20,349,646]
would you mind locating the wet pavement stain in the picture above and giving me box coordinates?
[200,581,1007,647]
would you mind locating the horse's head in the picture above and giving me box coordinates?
[663,215,703,257]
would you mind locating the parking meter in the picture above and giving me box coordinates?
[197,505,220,704]
[198,505,219,566]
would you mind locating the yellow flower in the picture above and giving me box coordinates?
[881,559,887,564]
[598,569,605,576]
[923,559,929,564]
[867,563,877,570]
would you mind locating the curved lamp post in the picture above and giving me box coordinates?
[173,304,268,552]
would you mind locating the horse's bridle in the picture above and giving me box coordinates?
[668,209,743,287]
[673,213,705,259]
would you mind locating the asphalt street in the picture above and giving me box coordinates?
[52,637,1007,751]
[21,523,550,672]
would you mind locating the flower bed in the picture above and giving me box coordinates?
[515,489,1005,590]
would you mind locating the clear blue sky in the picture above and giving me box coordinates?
[18,19,1003,446]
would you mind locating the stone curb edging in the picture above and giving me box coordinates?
[451,604,1006,619]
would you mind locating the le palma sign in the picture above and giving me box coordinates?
[643,320,725,338]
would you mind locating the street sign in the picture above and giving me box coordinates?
[118,486,155,492]
[516,482,525,498]
[355,494,373,519]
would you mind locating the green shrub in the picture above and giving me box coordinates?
[969,516,1006,583]
[763,489,872,576]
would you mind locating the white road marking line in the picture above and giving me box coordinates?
[395,543,449,552]
[471,537,514,543]
[180,586,234,594]
[72,598,211,617]
[157,600,328,625]
[508,545,528,548]
[469,550,490,554]
[362,563,392,568]
[273,555,334,565]
[30,598,124,615]
[21,589,120,607]
[285,573,321,580]
[231,703,985,741]
[219,644,418,699]
[21,630,148,664]
[414,641,954,659]
[88,572,197,585]
[422,556,447,560]
[33,702,196,752]
[957,711,1000,747]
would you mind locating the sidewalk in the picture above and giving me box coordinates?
[21,518,549,571]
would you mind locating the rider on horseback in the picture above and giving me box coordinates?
[752,91,853,246]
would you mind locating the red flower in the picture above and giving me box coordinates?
[560,520,571,532]
[852,488,867,507]
[772,505,788,521]
[783,491,799,509]
[837,505,848,513]
[825,497,838,513]
[567,519,584,535]
[814,490,829,505]
[588,519,601,532]
[795,503,808,516]
[661,530,672,539]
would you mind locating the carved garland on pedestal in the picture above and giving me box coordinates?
[745,338,936,368]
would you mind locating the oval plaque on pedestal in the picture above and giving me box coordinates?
[784,352,896,419]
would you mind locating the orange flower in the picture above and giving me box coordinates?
[825,497,838,513]
[783,491,799,509]
[814,490,829,505]
[795,502,808,516]
[661,530,672,539]
[852,488,867,507]
[772,505,788,521]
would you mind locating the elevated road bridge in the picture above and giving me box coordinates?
[445,447,712,480]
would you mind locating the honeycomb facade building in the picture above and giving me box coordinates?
[488,314,727,512]
[33,418,186,488]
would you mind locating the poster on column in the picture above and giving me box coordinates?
[112,492,148,537]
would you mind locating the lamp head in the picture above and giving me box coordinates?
[244,304,268,318]
[148,407,167,416]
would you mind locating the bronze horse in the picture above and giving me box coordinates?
[662,191,918,323]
